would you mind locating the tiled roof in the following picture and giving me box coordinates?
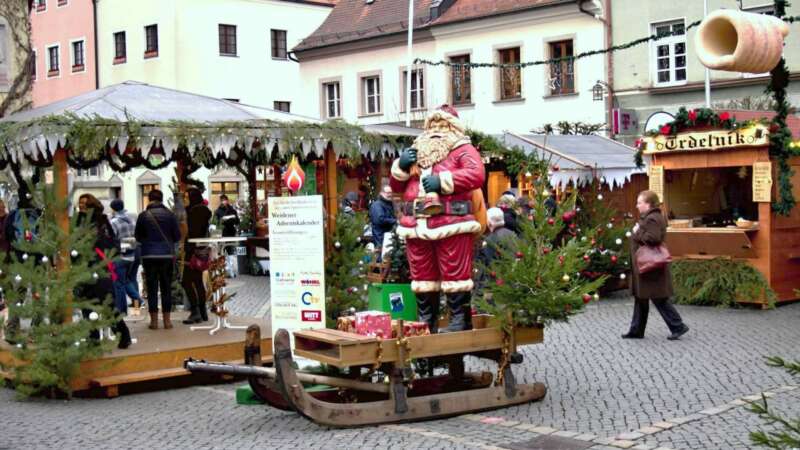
[433,0,571,26]
[295,0,573,53]
[295,0,435,52]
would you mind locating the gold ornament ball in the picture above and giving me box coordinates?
[562,274,570,282]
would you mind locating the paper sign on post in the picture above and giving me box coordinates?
[752,162,773,203]
[268,195,326,353]
[648,165,664,203]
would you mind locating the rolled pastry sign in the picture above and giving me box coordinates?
[642,125,769,154]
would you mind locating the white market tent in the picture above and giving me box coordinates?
[501,131,643,189]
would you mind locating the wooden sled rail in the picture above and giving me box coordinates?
[293,325,544,368]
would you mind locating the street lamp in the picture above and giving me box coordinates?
[592,80,610,102]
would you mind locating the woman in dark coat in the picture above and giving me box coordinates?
[77,194,131,349]
[623,190,689,340]
[182,188,212,324]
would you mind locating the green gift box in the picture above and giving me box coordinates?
[367,283,418,321]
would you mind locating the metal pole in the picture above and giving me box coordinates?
[405,0,414,127]
[704,0,711,107]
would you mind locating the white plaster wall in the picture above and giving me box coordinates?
[97,0,179,89]
[297,13,607,134]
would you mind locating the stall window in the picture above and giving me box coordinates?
[651,20,686,86]
[211,182,240,210]
[140,183,159,210]
[665,167,757,227]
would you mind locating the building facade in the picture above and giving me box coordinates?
[0,0,33,117]
[294,0,608,134]
[68,0,334,212]
[96,0,335,110]
[610,0,800,144]
[29,0,97,107]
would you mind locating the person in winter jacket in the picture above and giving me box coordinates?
[135,189,181,330]
[369,186,397,259]
[109,199,141,316]
[182,188,212,324]
[77,194,131,349]
[214,194,239,237]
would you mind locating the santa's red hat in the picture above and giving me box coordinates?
[424,104,465,134]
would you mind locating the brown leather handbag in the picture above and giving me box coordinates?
[636,244,672,274]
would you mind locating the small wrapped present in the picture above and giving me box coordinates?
[336,315,356,334]
[391,320,430,338]
[355,311,392,338]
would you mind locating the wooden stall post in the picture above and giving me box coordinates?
[325,145,338,236]
[53,148,72,323]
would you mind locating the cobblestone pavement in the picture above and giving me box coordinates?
[2,289,799,450]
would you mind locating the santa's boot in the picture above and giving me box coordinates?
[441,292,473,333]
[415,292,441,334]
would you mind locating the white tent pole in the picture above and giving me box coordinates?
[405,0,414,127]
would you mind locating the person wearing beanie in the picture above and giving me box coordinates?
[476,207,517,299]
[109,199,142,318]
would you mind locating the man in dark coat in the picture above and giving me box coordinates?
[624,190,689,340]
[135,189,181,330]
[214,194,240,237]
[476,207,516,296]
[369,185,396,259]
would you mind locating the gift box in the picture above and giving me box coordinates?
[391,320,430,338]
[355,311,392,338]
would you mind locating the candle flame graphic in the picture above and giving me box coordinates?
[283,156,305,192]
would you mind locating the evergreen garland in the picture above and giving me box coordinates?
[468,129,547,178]
[671,258,776,308]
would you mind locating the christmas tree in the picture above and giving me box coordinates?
[324,211,368,327]
[383,229,411,284]
[1,184,115,398]
[477,182,606,330]
[575,184,633,292]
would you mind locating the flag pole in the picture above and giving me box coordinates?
[405,0,414,127]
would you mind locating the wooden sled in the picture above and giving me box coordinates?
[185,321,546,427]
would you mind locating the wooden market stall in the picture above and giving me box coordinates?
[493,132,647,216]
[0,82,415,396]
[641,113,800,304]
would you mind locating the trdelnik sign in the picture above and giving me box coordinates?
[643,125,769,154]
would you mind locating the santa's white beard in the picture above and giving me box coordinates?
[414,132,460,169]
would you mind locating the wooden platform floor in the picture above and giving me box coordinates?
[1,311,273,398]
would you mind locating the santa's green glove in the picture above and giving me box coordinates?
[398,148,418,172]
[422,175,442,194]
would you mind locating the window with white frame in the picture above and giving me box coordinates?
[652,20,686,86]
[71,40,85,71]
[361,76,381,115]
[402,68,425,111]
[46,45,60,76]
[323,81,341,119]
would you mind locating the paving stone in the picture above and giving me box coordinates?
[498,420,520,427]
[650,422,675,430]
[593,437,616,445]
[631,444,657,450]
[636,427,662,435]
[553,430,580,438]
[741,394,763,402]
[609,440,637,449]
[616,432,644,440]
[727,399,747,406]
[699,405,734,415]
[574,433,598,441]
[3,294,800,450]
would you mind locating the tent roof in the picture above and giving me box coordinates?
[501,131,643,188]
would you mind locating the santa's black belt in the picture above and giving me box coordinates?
[403,200,472,216]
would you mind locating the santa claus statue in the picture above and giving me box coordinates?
[390,105,485,333]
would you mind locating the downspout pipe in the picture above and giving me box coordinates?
[92,0,100,89]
